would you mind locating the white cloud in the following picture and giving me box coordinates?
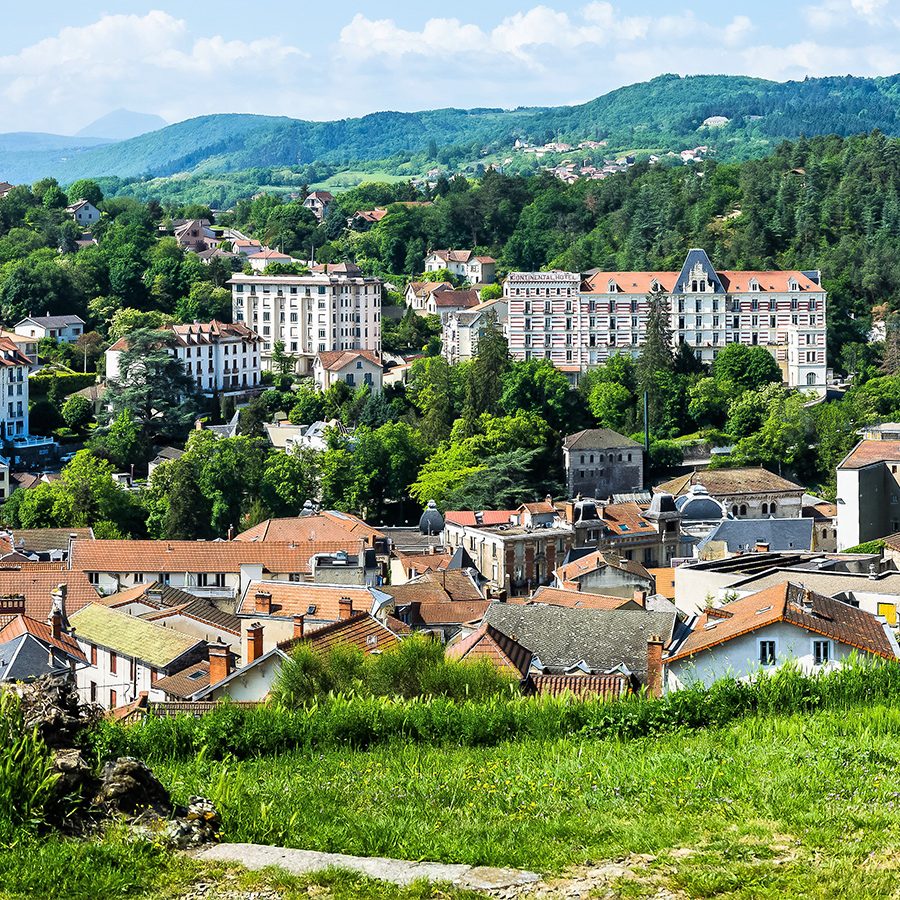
[0,11,307,133]
[805,0,892,29]
[4,4,900,137]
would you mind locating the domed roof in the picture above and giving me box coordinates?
[675,484,726,522]
[419,500,445,535]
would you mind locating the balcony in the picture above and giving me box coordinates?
[9,434,55,448]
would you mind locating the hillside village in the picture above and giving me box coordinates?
[8,119,900,900]
[0,164,899,708]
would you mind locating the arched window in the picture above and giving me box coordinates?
[761,503,768,515]
[740,504,747,516]
[770,503,777,516]
[732,505,739,516]
[806,372,817,386]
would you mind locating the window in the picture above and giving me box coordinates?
[90,645,97,666]
[109,652,117,674]
[110,690,117,708]
[759,640,776,666]
[813,640,831,666]
[90,682,97,702]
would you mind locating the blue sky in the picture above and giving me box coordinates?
[3,1,900,134]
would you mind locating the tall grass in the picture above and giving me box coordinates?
[271,636,517,707]
[0,691,59,844]
[87,656,900,763]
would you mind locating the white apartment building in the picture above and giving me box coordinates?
[504,249,827,389]
[229,265,382,374]
[424,250,497,284]
[106,320,261,396]
[0,337,31,440]
[442,299,508,365]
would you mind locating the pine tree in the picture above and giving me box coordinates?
[464,312,509,418]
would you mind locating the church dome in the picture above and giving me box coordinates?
[675,485,726,522]
[419,500,445,535]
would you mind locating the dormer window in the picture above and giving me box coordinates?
[749,278,760,291]
[607,280,618,293]
[650,280,661,292]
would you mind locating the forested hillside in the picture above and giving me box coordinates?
[10,73,900,185]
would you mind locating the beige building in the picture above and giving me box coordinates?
[313,349,383,394]
[230,265,382,374]
[504,249,827,389]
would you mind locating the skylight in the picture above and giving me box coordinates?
[755,605,773,614]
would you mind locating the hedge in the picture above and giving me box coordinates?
[29,373,97,399]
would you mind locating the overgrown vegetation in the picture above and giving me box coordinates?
[0,691,59,844]
[87,657,900,763]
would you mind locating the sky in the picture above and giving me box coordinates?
[3,0,900,134]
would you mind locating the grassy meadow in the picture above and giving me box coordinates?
[146,703,900,899]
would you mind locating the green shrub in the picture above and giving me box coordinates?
[87,656,900,764]
[29,373,96,400]
[0,691,59,843]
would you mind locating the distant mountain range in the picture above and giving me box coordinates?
[5,73,900,186]
[75,109,168,142]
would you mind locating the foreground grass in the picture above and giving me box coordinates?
[0,836,477,900]
[150,703,900,899]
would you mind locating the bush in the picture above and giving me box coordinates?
[0,691,59,843]
[29,373,96,400]
[85,656,900,763]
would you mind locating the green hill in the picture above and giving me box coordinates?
[8,72,900,185]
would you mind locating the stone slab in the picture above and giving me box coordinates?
[197,843,540,891]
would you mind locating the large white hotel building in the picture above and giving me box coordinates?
[502,249,827,389]
[229,263,382,373]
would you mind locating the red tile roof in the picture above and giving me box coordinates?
[237,581,373,620]
[529,586,636,610]
[153,660,210,699]
[555,550,651,586]
[235,512,383,545]
[445,510,516,527]
[839,440,900,470]
[446,622,532,676]
[0,566,98,627]
[406,600,491,627]
[278,613,402,656]
[583,269,823,295]
[600,502,657,535]
[70,540,353,576]
[531,673,630,698]
[0,614,87,662]
[667,582,897,662]
[316,349,382,372]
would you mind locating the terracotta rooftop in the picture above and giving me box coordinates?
[278,613,402,656]
[70,539,353,576]
[839,440,900,470]
[444,510,516,527]
[601,502,657,535]
[555,549,651,586]
[446,622,532,676]
[316,349,382,372]
[153,660,211,699]
[237,581,375,621]
[667,582,897,662]
[647,567,676,600]
[235,512,383,545]
[531,672,631,698]
[0,614,87,663]
[655,467,804,497]
[529,586,638,610]
[0,567,98,628]
[404,599,491,627]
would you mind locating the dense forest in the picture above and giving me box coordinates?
[2,131,900,535]
[11,73,900,185]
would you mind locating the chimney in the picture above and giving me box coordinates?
[869,563,879,580]
[646,635,664,698]
[633,590,647,608]
[293,614,305,639]
[49,608,62,641]
[246,622,264,664]
[208,641,231,685]
[254,590,272,614]
[339,597,353,621]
